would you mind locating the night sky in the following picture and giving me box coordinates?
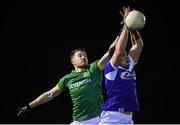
[1,0,179,124]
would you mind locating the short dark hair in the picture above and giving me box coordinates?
[70,48,87,60]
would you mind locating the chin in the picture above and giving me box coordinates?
[79,64,88,68]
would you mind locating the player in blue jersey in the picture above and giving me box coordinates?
[99,6,144,124]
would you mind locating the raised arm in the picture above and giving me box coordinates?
[98,36,119,70]
[106,7,130,67]
[98,7,130,70]
[111,25,129,67]
[129,30,144,63]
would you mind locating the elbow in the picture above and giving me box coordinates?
[136,39,144,49]
[138,44,144,51]
[141,39,144,47]
[140,43,144,49]
[48,91,54,98]
[139,38,144,48]
[45,91,54,102]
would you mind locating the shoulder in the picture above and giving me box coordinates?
[88,60,99,68]
[58,72,72,83]
[57,73,72,90]
[104,61,117,74]
[88,60,102,73]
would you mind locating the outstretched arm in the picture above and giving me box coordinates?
[17,85,63,117]
[129,30,144,63]
[98,36,119,70]
[29,85,62,108]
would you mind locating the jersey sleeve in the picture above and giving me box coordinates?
[104,61,118,81]
[128,55,136,72]
[91,60,102,72]
[97,61,104,71]
[57,76,67,91]
[104,60,117,75]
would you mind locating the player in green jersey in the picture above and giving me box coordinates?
[17,36,119,124]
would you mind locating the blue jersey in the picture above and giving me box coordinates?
[103,55,139,112]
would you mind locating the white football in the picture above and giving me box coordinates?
[125,10,146,30]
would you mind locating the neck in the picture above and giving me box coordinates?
[74,67,86,72]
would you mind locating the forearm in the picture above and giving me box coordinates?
[101,43,117,65]
[115,26,129,53]
[98,52,110,70]
[29,91,54,108]
[129,31,144,63]
[108,35,119,57]
[131,31,143,47]
[98,36,119,70]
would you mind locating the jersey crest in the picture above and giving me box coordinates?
[120,71,136,80]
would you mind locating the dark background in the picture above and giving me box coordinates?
[1,0,179,124]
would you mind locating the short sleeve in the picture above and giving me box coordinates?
[57,76,67,91]
[91,60,102,73]
[128,55,136,72]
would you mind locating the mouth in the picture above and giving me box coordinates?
[126,60,130,63]
[82,59,87,63]
[81,60,86,63]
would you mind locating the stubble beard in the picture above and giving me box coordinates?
[78,63,88,69]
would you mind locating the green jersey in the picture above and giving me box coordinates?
[57,60,104,121]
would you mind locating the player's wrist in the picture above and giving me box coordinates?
[26,104,32,110]
[118,25,127,36]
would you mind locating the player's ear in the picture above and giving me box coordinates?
[71,58,75,65]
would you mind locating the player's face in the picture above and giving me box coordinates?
[120,52,130,69]
[72,51,88,68]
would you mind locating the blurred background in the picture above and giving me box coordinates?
[1,0,179,123]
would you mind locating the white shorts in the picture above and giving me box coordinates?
[99,111,133,124]
[70,116,100,125]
